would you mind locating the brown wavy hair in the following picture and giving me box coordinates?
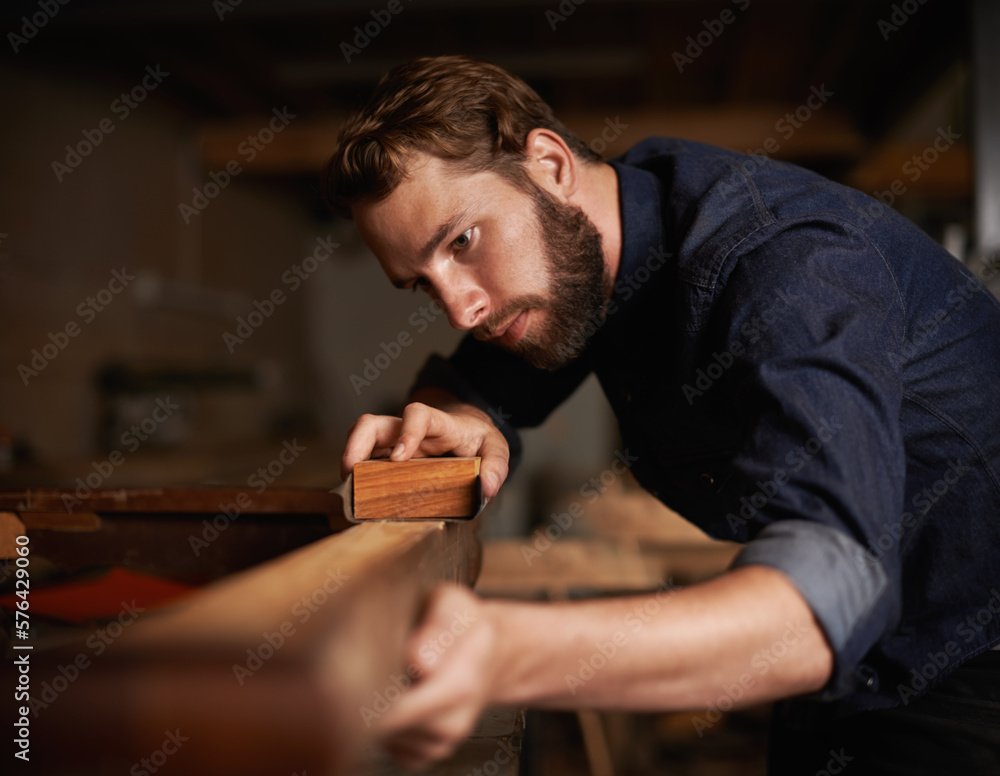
[321,55,600,218]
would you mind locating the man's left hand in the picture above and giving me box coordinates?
[377,584,499,771]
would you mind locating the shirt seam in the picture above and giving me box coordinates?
[901,389,1000,500]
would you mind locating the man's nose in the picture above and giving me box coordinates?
[434,279,488,330]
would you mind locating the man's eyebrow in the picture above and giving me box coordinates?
[387,206,477,288]
[418,207,474,263]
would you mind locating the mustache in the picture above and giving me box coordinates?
[473,294,547,340]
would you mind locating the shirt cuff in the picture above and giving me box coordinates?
[730,520,896,699]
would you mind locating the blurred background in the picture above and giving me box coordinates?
[1,0,995,773]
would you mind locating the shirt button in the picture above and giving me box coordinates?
[700,473,715,488]
[857,664,879,691]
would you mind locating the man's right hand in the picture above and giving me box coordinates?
[341,394,510,498]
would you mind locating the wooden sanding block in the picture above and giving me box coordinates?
[351,457,482,520]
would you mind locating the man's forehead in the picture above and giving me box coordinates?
[396,152,504,202]
[360,153,507,237]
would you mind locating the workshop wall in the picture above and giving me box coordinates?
[0,67,315,479]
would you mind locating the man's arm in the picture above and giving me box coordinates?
[377,565,833,769]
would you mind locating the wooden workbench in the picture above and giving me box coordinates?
[1,487,504,776]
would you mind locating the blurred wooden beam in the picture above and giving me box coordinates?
[32,515,482,775]
[197,105,867,176]
[560,104,865,161]
[845,142,971,200]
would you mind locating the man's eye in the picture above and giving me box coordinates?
[453,229,472,250]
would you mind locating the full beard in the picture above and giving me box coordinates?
[475,184,610,371]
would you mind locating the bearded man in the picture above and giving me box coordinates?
[323,55,1000,775]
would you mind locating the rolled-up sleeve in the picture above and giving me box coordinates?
[731,520,895,697]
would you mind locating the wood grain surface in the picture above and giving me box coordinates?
[353,457,481,520]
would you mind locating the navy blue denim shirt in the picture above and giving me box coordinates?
[413,137,1000,716]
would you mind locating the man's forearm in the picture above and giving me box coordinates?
[483,565,833,710]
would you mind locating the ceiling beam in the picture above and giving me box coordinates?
[196,105,867,176]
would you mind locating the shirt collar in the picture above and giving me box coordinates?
[608,159,665,306]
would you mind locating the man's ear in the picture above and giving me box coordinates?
[523,128,579,201]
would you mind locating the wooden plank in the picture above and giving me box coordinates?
[32,514,483,776]
[353,457,481,520]
[0,486,346,521]
[19,511,102,532]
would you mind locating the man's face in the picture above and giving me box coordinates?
[353,152,609,370]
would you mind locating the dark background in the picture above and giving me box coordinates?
[0,0,983,535]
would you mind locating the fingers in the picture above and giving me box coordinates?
[477,431,510,499]
[376,585,489,769]
[341,402,513,499]
[378,680,477,770]
[383,716,466,771]
[393,402,442,461]
[384,727,460,772]
[340,413,401,479]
